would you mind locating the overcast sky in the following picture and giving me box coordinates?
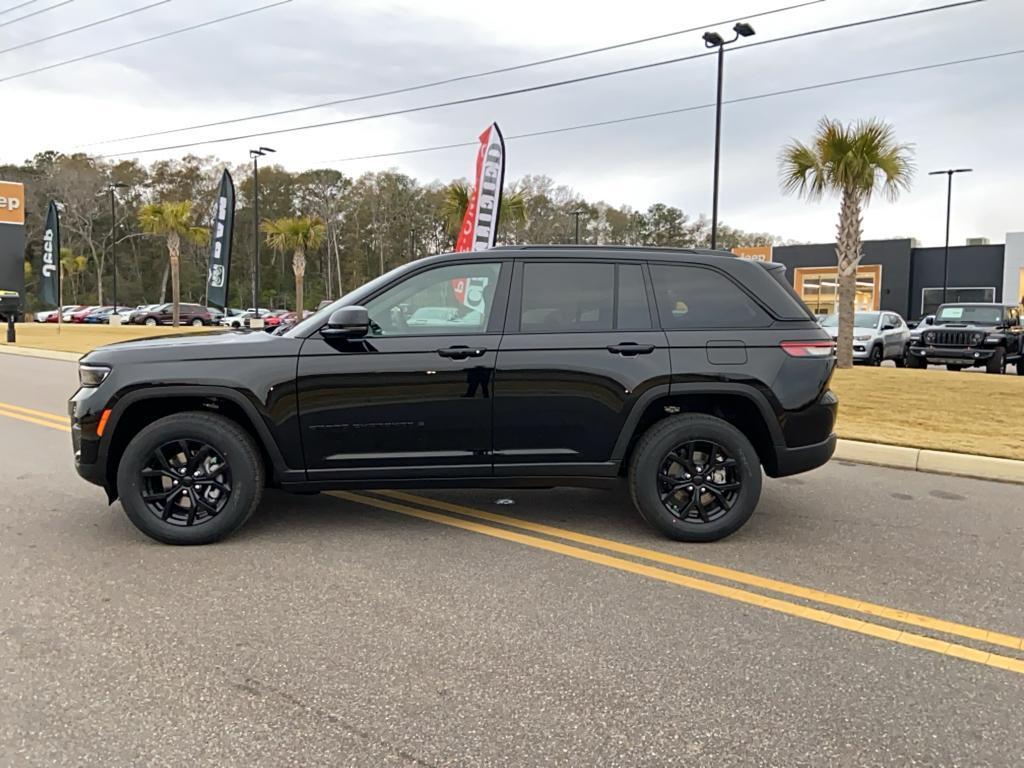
[1,0,1021,246]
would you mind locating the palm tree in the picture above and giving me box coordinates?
[440,181,527,243]
[261,216,326,313]
[780,117,914,367]
[139,201,209,326]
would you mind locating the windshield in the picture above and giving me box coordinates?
[821,312,879,329]
[935,305,1003,325]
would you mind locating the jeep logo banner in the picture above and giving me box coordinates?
[0,180,26,314]
[454,122,505,253]
[40,201,61,308]
[205,169,235,309]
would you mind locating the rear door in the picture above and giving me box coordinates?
[492,259,669,475]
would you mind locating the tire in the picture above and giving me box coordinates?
[986,348,1006,375]
[628,414,762,543]
[1017,358,1024,376]
[144,317,157,326]
[894,346,908,368]
[869,345,883,366]
[908,353,926,369]
[115,412,264,545]
[191,317,204,327]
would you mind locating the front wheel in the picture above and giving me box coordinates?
[116,412,265,545]
[144,317,157,326]
[907,353,926,369]
[629,414,762,542]
[986,348,1006,375]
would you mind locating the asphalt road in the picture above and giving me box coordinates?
[1,354,1023,767]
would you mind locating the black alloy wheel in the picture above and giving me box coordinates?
[657,440,740,524]
[870,345,883,366]
[141,439,232,527]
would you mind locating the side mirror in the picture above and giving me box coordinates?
[321,306,370,340]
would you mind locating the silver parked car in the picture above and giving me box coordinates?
[821,311,911,366]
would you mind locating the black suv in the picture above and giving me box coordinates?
[70,247,838,545]
[908,302,1023,374]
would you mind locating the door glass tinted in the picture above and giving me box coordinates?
[616,264,651,329]
[521,262,614,332]
[364,262,502,336]
[650,264,770,329]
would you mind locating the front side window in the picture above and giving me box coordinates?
[650,264,770,329]
[364,262,502,336]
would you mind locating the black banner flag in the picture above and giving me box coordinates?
[206,170,235,308]
[41,200,60,307]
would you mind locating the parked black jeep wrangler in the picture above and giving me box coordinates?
[907,302,1023,374]
[70,247,837,545]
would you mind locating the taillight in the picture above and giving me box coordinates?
[781,340,835,358]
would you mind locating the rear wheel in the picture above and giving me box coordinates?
[869,345,883,366]
[116,412,264,545]
[191,317,204,327]
[894,345,908,368]
[986,348,1006,375]
[629,415,762,542]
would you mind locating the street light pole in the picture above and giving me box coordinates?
[570,209,585,244]
[106,182,128,317]
[249,146,275,318]
[702,22,755,251]
[928,168,972,304]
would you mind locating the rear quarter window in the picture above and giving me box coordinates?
[649,264,771,329]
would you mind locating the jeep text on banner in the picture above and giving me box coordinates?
[40,201,61,307]
[206,169,235,309]
[455,123,505,252]
[0,180,26,314]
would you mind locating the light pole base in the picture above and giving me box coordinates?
[109,314,123,327]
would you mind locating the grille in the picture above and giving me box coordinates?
[932,330,975,346]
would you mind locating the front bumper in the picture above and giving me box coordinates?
[69,389,110,490]
[909,346,993,365]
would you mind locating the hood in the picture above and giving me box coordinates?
[81,328,301,365]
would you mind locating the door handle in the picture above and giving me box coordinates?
[437,345,487,359]
[606,343,655,356]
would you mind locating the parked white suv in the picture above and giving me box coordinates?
[821,311,911,366]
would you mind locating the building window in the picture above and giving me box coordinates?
[921,287,995,316]
[794,265,881,317]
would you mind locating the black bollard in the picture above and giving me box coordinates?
[6,315,14,343]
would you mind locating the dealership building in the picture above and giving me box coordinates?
[742,233,1024,320]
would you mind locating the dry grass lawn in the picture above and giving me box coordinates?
[1,322,212,355]
[4,325,1023,460]
[832,367,1024,461]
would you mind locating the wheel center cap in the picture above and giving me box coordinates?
[181,476,194,487]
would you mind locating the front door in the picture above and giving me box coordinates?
[297,261,509,481]
[492,260,670,475]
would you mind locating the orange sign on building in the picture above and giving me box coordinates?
[0,181,25,226]
[731,245,772,262]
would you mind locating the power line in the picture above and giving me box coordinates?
[84,0,826,147]
[0,1,39,17]
[325,48,1024,164]
[0,0,72,29]
[0,0,173,56]
[96,0,985,159]
[0,0,291,83]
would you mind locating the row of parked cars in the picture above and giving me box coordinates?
[34,304,313,332]
[817,302,1024,375]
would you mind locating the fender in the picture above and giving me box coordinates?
[102,384,299,483]
[610,381,785,463]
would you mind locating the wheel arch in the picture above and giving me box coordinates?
[102,387,291,498]
[613,384,783,477]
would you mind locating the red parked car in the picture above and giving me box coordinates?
[71,306,107,323]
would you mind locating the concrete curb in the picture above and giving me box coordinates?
[0,345,81,362]
[835,439,1024,485]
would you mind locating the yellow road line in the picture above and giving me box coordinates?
[0,400,69,424]
[381,490,1024,653]
[0,405,70,432]
[332,491,1024,675]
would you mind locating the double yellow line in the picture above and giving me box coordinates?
[333,490,1024,676]
[0,401,70,432]
[5,399,1022,675]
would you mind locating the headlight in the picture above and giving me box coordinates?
[924,331,935,344]
[79,364,111,388]
[854,334,871,341]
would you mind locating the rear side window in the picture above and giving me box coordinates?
[521,262,614,332]
[649,264,771,329]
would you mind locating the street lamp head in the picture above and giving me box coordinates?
[259,146,276,154]
[702,30,725,47]
[733,22,755,37]
[929,168,974,176]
